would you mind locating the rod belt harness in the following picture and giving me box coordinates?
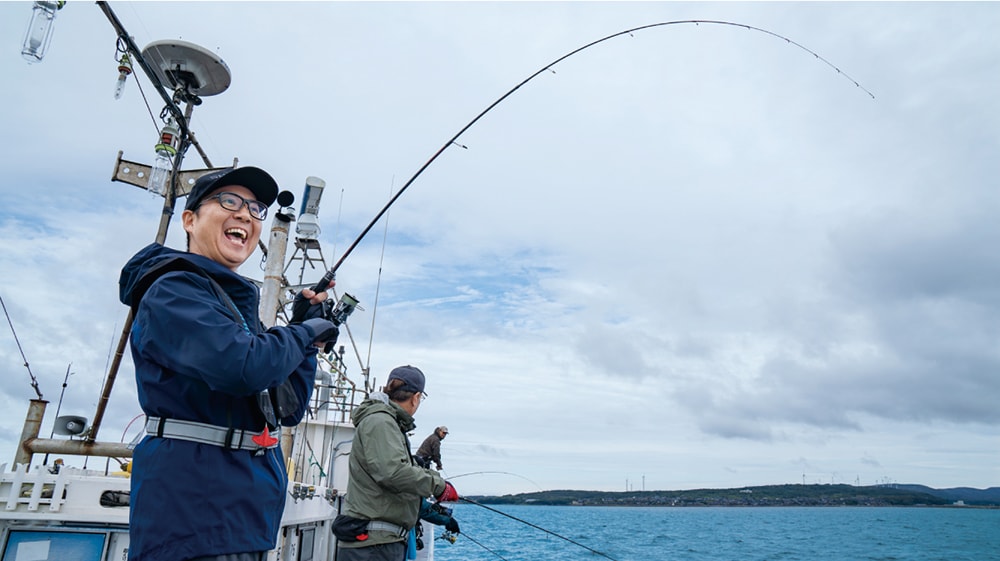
[367,521,409,538]
[144,416,279,451]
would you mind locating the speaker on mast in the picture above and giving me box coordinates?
[52,415,88,436]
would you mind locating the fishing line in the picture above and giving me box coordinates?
[460,497,619,561]
[304,19,874,292]
[104,323,118,373]
[447,471,544,492]
[441,528,510,561]
[365,179,396,373]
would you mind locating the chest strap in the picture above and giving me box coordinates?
[145,416,279,451]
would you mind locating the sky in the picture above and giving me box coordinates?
[0,1,998,496]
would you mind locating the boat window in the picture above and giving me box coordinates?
[297,527,315,561]
[2,530,106,561]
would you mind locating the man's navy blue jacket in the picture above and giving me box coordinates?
[119,243,320,561]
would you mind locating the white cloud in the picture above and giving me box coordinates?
[0,2,997,494]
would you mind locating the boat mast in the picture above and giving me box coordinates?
[88,3,196,445]
[14,2,352,470]
[17,3,234,463]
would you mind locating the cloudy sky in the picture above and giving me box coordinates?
[0,2,997,495]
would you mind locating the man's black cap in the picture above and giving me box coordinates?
[185,167,279,212]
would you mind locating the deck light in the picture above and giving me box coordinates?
[114,53,133,100]
[21,1,64,63]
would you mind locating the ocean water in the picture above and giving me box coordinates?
[432,504,1000,561]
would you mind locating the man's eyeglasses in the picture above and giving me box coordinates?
[202,192,268,221]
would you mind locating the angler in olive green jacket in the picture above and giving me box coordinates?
[338,366,458,558]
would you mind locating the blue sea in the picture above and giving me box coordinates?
[432,505,999,561]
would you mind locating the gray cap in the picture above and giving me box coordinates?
[388,365,425,394]
[438,426,449,434]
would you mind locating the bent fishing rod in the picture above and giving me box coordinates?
[459,497,619,561]
[446,470,545,491]
[300,19,874,298]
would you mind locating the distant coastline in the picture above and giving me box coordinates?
[468,483,1000,508]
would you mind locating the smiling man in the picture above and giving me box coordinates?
[119,167,340,561]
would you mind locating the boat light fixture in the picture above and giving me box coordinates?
[296,176,325,240]
[114,53,133,100]
[21,1,64,63]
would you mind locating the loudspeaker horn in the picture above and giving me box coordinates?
[52,415,88,436]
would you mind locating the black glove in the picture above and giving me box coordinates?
[301,318,339,351]
[445,517,460,534]
[290,291,327,324]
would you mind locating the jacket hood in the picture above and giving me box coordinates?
[119,242,250,308]
[353,392,416,433]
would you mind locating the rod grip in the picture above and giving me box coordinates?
[290,272,335,324]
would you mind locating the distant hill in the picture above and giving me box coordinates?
[895,484,1000,506]
[466,484,1000,507]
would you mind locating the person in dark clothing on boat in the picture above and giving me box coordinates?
[336,366,460,561]
[119,166,340,561]
[414,426,448,471]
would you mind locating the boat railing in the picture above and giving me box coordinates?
[0,462,129,520]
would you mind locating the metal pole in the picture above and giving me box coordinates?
[260,213,293,329]
[14,400,47,468]
[90,142,184,443]
[26,437,133,460]
[88,5,200,442]
[259,205,296,460]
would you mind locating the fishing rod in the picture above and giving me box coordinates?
[43,363,73,466]
[296,18,875,301]
[439,529,510,561]
[460,497,619,561]
[2,294,43,400]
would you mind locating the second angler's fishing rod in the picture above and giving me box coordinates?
[460,497,619,561]
[298,19,874,301]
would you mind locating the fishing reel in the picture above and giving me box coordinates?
[290,291,361,326]
[327,292,361,326]
[438,531,458,544]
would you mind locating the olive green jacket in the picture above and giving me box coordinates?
[340,393,445,547]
